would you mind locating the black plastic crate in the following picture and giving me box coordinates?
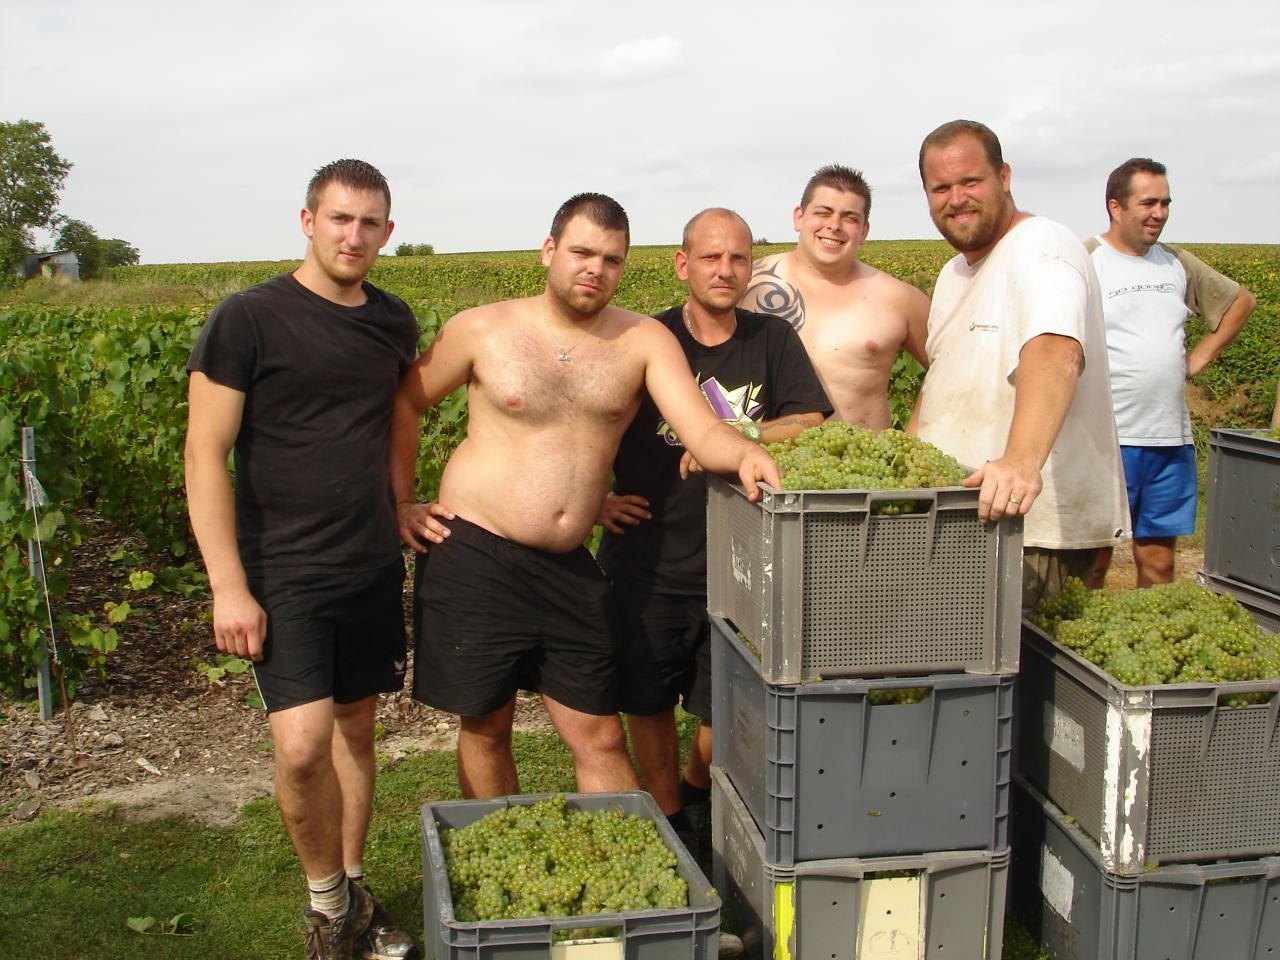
[421,791,720,959]
[1012,776,1280,960]
[711,616,1011,865]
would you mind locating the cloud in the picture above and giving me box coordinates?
[597,37,683,82]
[1221,152,1280,186]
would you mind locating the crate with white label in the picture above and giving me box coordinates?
[1015,618,1280,875]
[1012,776,1280,960]
[705,477,1022,684]
[711,766,1008,960]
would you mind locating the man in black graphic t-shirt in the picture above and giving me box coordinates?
[597,208,830,857]
[185,160,418,960]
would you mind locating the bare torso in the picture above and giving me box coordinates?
[742,252,928,429]
[438,298,649,552]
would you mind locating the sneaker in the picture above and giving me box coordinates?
[356,882,419,960]
[304,879,374,960]
[718,932,745,957]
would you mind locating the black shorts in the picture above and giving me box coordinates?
[412,517,616,717]
[612,589,712,720]
[247,557,407,714]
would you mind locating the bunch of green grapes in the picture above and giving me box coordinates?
[1031,579,1280,702]
[442,795,688,924]
[766,423,967,513]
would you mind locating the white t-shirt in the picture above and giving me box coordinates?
[1090,238,1222,445]
[916,217,1129,550]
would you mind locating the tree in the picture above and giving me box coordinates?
[56,218,104,279]
[0,120,72,277]
[99,238,140,267]
[395,242,434,256]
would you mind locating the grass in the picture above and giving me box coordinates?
[0,723,1048,960]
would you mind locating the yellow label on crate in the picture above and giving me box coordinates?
[551,936,624,960]
[774,880,795,959]
[858,876,921,957]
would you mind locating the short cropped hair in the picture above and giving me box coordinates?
[1105,158,1168,213]
[681,207,752,251]
[305,159,391,214]
[918,120,1004,181]
[800,164,872,217]
[549,193,631,249]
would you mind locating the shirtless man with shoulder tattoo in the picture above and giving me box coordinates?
[742,164,930,428]
[389,193,781,800]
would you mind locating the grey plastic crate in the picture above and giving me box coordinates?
[1012,776,1280,960]
[1204,428,1280,594]
[711,766,1008,960]
[711,616,1012,865]
[1015,618,1280,875]
[420,791,721,960]
[1196,569,1280,632]
[705,477,1021,683]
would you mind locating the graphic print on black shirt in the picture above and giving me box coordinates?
[597,306,830,595]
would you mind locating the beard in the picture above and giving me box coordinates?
[933,195,1013,256]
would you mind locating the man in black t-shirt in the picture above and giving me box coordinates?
[186,160,418,960]
[597,209,831,856]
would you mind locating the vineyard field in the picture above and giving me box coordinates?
[1,239,1277,696]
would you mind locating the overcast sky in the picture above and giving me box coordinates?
[2,0,1277,264]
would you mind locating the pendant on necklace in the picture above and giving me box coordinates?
[556,351,571,362]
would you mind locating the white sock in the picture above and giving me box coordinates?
[307,869,349,919]
[346,863,365,886]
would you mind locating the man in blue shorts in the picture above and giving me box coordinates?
[1086,158,1256,587]
[186,160,418,960]
[392,194,781,801]
[597,208,830,858]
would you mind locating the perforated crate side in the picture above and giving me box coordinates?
[711,766,1008,960]
[706,478,1021,683]
[1012,776,1280,960]
[1204,428,1280,594]
[711,617,1011,865]
[1017,619,1280,875]
[421,791,720,959]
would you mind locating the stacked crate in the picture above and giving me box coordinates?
[704,478,1022,959]
[1201,427,1280,628]
[1012,430,1280,959]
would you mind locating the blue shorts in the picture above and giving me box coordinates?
[1120,445,1197,539]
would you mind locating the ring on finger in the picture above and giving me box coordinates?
[1009,496,1021,505]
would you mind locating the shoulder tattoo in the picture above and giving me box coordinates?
[746,260,806,332]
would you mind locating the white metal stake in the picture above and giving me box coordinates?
[21,427,54,721]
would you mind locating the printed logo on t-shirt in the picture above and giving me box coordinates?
[657,376,764,446]
[1107,282,1178,299]
[969,319,1000,333]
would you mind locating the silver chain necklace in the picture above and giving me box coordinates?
[541,297,603,362]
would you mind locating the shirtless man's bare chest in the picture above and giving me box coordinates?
[743,252,929,429]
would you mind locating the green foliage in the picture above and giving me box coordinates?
[99,238,140,268]
[0,119,73,277]
[395,242,434,256]
[189,653,250,685]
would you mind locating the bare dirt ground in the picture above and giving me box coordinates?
[0,513,554,826]
[1,513,1207,828]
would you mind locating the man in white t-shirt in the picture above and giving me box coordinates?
[1086,158,1255,588]
[910,120,1129,608]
